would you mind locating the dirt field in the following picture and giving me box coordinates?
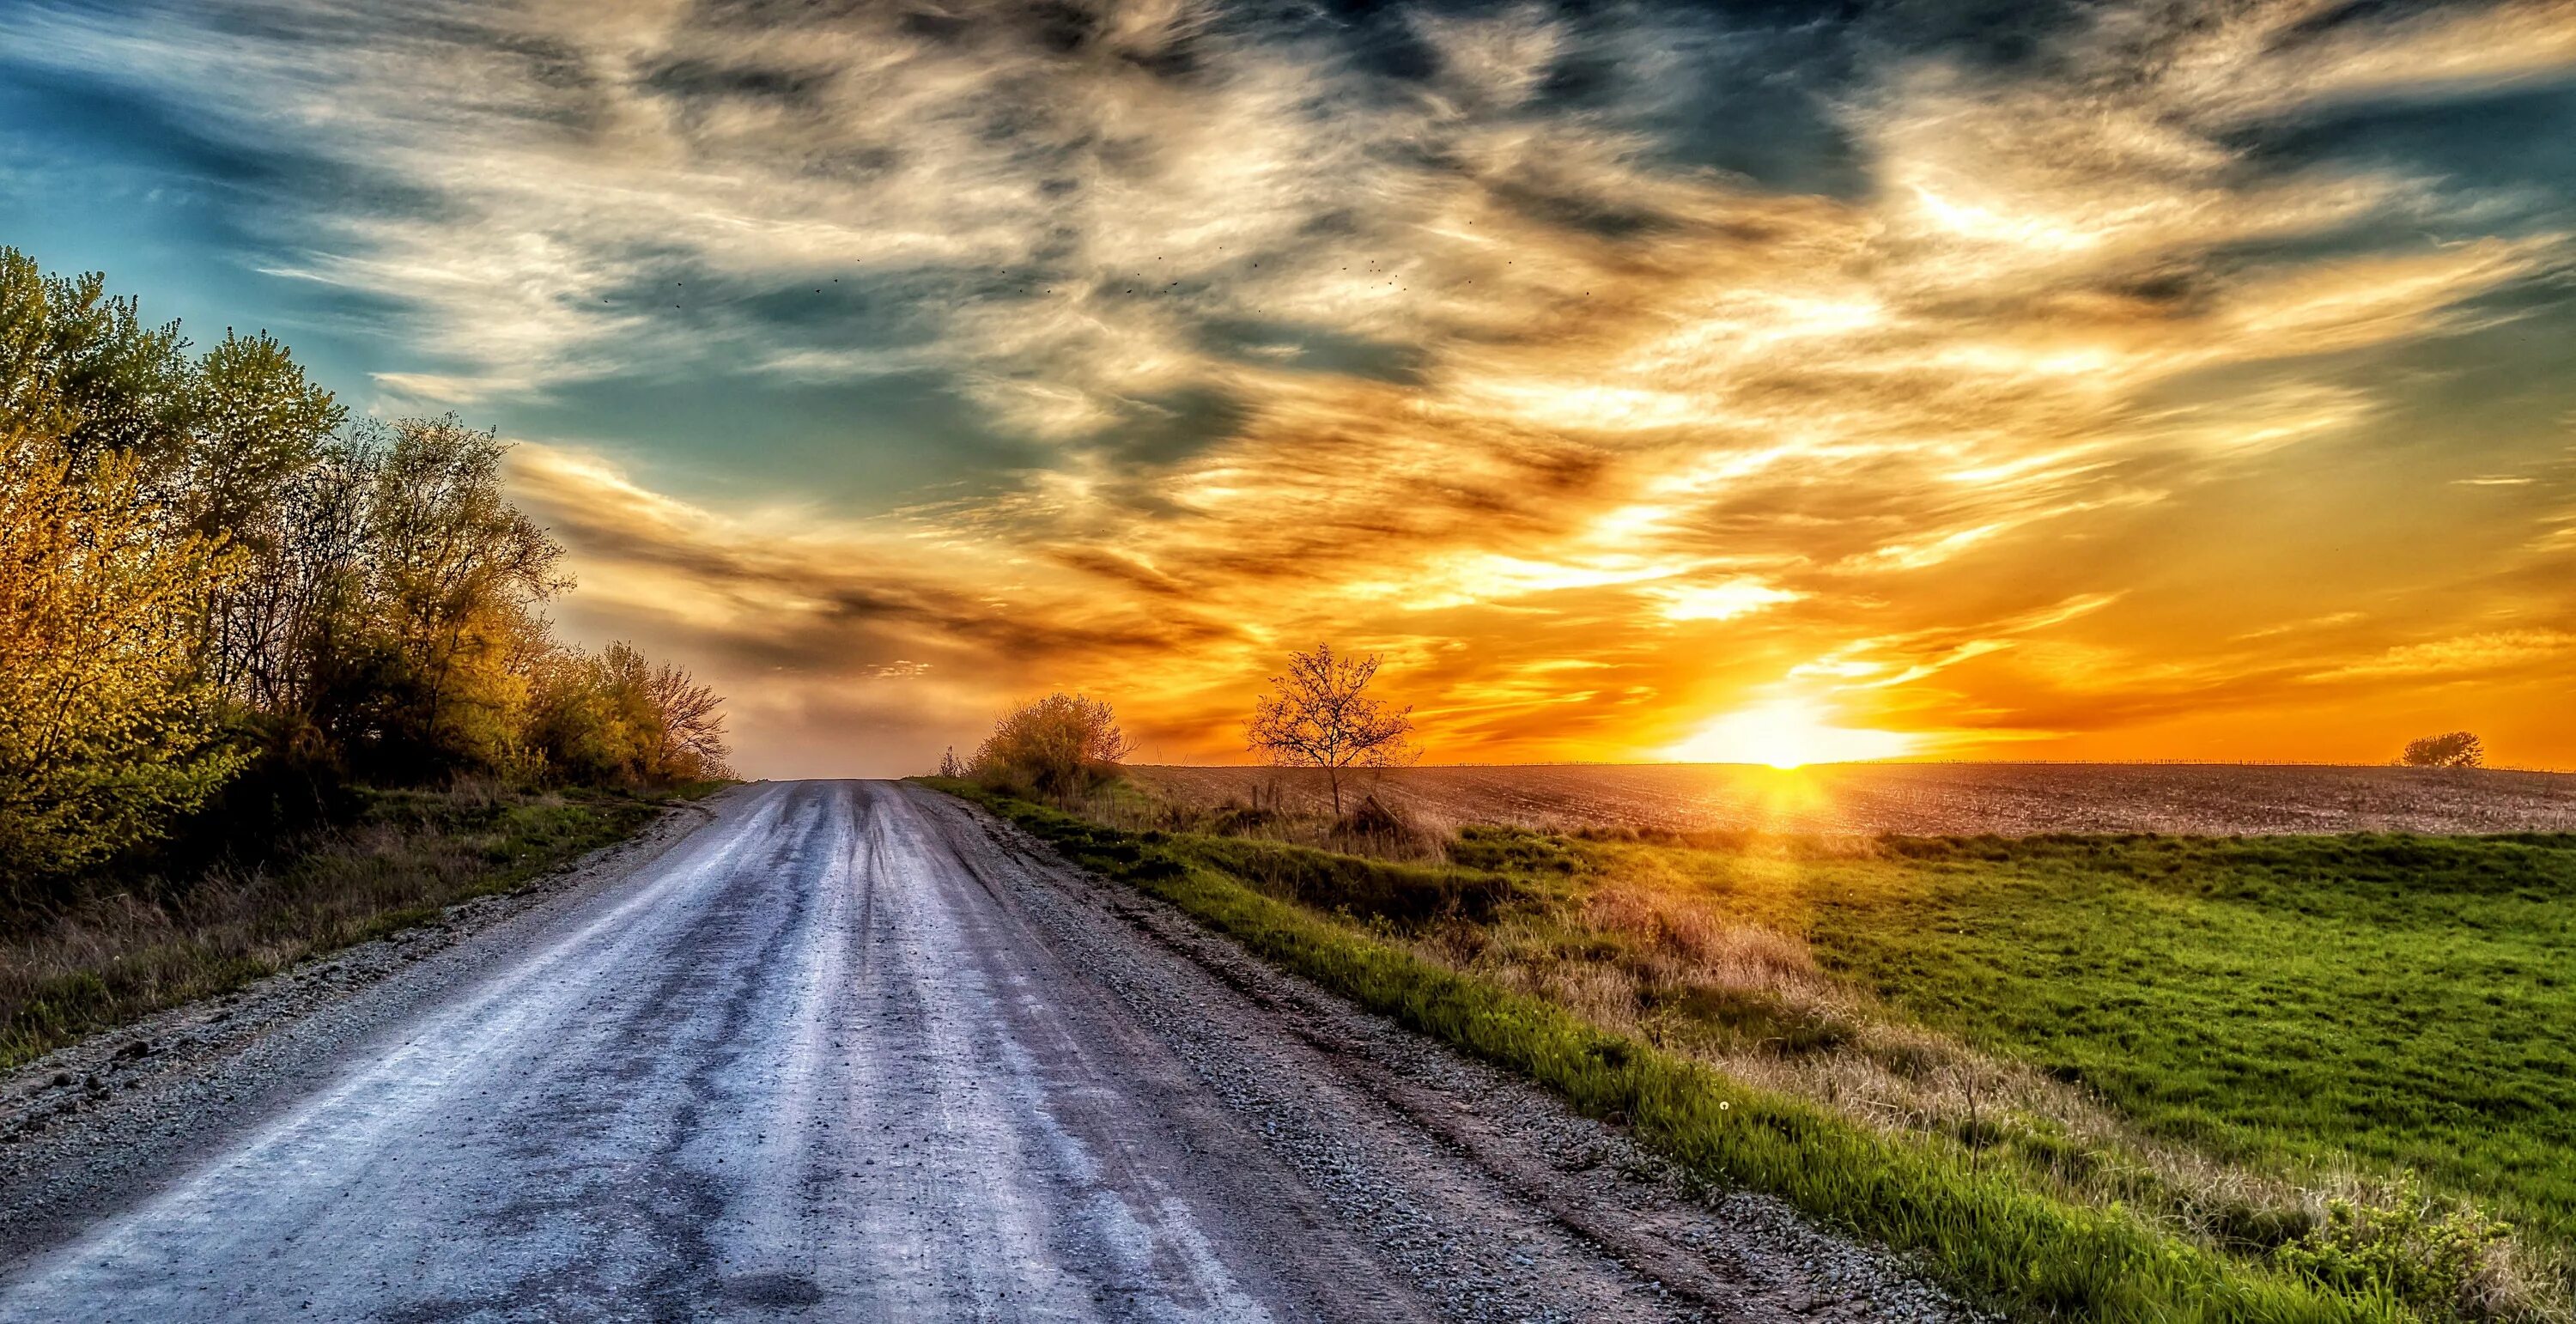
[1129,762,2576,836]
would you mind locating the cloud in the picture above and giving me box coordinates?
[2311,630,2575,683]
[1648,579,1802,623]
[20,0,2576,768]
[2234,611,2366,641]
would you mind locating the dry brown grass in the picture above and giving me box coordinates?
[1031,774,1460,861]
[0,783,657,1066]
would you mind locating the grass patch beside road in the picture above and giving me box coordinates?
[1630,833,2576,1247]
[931,778,2429,1324]
[0,783,671,1068]
[1493,829,2575,1321]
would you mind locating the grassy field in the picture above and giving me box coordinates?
[1782,836,2574,1237]
[937,776,2576,1322]
[0,782,683,1068]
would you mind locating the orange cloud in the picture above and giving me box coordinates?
[41,0,2576,772]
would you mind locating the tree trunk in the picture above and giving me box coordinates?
[1326,764,1341,817]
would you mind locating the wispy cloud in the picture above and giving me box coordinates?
[18,0,2576,768]
[2311,630,2575,683]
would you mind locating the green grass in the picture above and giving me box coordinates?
[928,779,2414,1324]
[1593,833,2576,1248]
[0,783,671,1067]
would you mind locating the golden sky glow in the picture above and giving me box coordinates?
[13,0,2576,774]
[1664,699,1926,770]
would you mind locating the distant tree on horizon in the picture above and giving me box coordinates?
[2399,732,2485,768]
[1245,642,1416,818]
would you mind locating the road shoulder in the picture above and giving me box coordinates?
[909,784,1976,1323]
[0,790,732,1272]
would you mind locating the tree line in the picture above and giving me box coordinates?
[0,246,728,893]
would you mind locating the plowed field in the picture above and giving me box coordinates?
[1129,762,2576,836]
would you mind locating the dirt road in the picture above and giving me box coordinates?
[0,781,1959,1322]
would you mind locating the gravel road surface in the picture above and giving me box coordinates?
[0,781,1965,1322]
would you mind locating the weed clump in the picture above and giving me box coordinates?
[1452,825,1592,874]
[1186,835,1512,926]
[2276,1181,2529,1322]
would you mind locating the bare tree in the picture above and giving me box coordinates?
[204,438,377,716]
[1245,643,1416,817]
[645,657,731,780]
[2400,732,2484,768]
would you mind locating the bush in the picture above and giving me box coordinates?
[2274,1179,2514,1320]
[969,693,1131,798]
[2401,732,2485,768]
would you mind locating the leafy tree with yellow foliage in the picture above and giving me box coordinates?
[524,641,732,786]
[0,245,731,890]
[0,433,245,884]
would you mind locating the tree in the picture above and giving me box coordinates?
[2400,732,2484,768]
[0,249,192,473]
[356,416,570,773]
[525,641,732,786]
[523,642,644,784]
[971,694,1132,797]
[1245,642,1416,817]
[639,647,730,781]
[205,437,380,721]
[0,245,736,886]
[0,434,246,884]
[175,330,345,543]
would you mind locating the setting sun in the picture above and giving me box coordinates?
[1664,698,1925,769]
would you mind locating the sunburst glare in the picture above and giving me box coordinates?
[1664,698,1926,769]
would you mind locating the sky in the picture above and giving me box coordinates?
[4,0,2573,776]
